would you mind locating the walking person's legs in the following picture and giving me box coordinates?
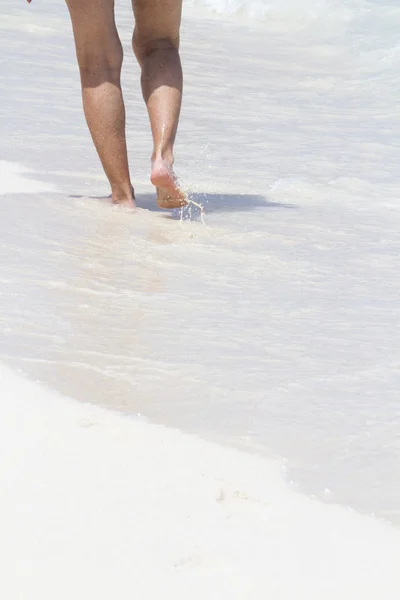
[66,0,135,206]
[132,0,187,208]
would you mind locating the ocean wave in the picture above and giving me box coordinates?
[186,0,400,37]
[186,0,355,21]
[0,161,56,195]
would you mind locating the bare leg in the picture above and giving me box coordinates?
[66,0,135,206]
[132,0,187,209]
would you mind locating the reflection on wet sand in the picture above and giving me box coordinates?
[0,193,198,413]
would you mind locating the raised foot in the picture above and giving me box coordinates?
[150,160,187,209]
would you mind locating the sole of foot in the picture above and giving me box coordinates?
[151,161,188,210]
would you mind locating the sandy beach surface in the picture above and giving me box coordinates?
[2,363,400,599]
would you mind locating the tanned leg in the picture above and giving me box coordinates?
[132,0,187,209]
[66,0,135,206]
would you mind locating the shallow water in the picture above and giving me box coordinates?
[1,0,400,524]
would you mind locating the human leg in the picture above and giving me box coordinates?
[66,0,134,205]
[132,0,186,208]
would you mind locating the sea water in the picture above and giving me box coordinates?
[1,0,400,524]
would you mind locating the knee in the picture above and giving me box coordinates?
[77,38,124,84]
[132,31,180,64]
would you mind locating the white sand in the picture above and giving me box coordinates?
[1,364,400,599]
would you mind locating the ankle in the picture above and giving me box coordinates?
[110,181,134,203]
[152,148,174,167]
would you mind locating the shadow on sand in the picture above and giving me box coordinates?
[141,192,298,222]
[70,191,297,221]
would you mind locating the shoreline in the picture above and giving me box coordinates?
[2,363,400,599]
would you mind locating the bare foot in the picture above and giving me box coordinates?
[150,159,187,209]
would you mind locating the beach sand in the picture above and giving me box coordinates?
[2,363,400,599]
